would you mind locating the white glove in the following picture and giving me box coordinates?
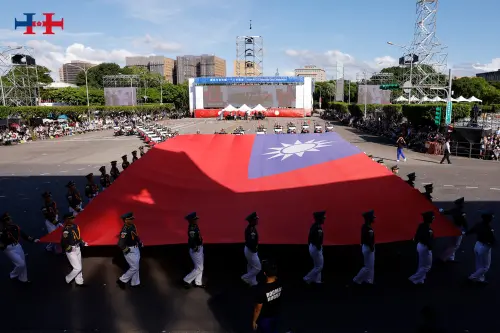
[84,242,89,246]
[439,208,444,213]
[34,239,40,243]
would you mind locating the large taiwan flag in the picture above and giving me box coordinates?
[41,133,459,246]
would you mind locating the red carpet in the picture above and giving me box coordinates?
[41,133,459,246]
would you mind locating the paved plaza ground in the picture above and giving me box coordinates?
[0,117,499,332]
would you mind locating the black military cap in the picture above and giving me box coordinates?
[454,197,465,206]
[139,146,145,150]
[422,211,435,221]
[391,165,399,171]
[63,212,75,220]
[480,210,494,221]
[424,184,433,190]
[313,211,326,220]
[407,172,416,179]
[41,191,52,198]
[121,155,127,160]
[1,212,11,222]
[111,161,117,165]
[99,166,106,173]
[185,212,199,221]
[121,212,135,220]
[245,212,259,222]
[85,173,93,180]
[362,210,376,221]
[66,181,76,188]
[377,159,384,164]
[132,150,137,155]
[367,155,373,158]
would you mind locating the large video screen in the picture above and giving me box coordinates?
[104,87,137,106]
[357,85,392,105]
[203,85,296,108]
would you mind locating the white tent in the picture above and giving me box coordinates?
[222,104,237,111]
[421,96,431,102]
[251,104,267,111]
[456,96,469,102]
[409,96,420,102]
[394,96,408,102]
[238,104,251,112]
[468,96,482,103]
[451,98,458,102]
[431,96,444,102]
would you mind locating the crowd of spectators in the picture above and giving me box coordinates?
[480,128,500,161]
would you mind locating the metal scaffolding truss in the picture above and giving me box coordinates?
[0,46,39,106]
[356,71,395,84]
[236,36,263,76]
[402,0,449,101]
[102,75,141,88]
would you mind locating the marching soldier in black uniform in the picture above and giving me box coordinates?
[353,210,376,285]
[303,211,325,285]
[117,212,143,289]
[139,146,145,157]
[131,150,138,163]
[391,165,399,175]
[61,213,87,286]
[0,212,39,283]
[110,161,120,181]
[409,211,434,285]
[466,211,496,284]
[66,181,83,216]
[406,172,416,188]
[440,197,468,262]
[84,173,99,203]
[99,166,112,190]
[41,191,60,252]
[121,155,130,170]
[422,184,433,202]
[241,212,261,286]
[183,212,205,288]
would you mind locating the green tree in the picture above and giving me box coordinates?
[1,65,53,86]
[75,63,122,88]
[452,77,500,104]
[314,81,335,105]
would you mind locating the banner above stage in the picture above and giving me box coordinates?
[194,76,305,85]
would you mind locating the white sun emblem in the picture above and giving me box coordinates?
[264,139,332,160]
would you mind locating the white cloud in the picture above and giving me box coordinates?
[132,34,182,52]
[472,59,500,72]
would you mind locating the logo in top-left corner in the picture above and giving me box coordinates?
[14,13,64,35]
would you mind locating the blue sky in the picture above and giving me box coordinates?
[1,0,498,80]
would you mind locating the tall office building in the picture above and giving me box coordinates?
[476,69,500,82]
[294,65,327,82]
[125,56,176,83]
[60,60,96,85]
[176,55,226,84]
[233,60,262,77]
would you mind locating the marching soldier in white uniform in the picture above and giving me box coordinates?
[84,173,99,203]
[409,211,435,285]
[116,212,143,289]
[466,211,495,284]
[0,212,39,284]
[303,211,325,285]
[183,212,206,289]
[440,197,468,262]
[60,213,87,286]
[66,181,83,216]
[241,212,261,286]
[41,191,61,252]
[353,210,376,285]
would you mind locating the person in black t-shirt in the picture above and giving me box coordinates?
[253,260,282,333]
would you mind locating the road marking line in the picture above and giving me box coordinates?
[60,171,68,173]
[77,168,86,171]
[40,173,50,176]
[443,185,454,187]
[490,188,500,191]
[466,186,478,189]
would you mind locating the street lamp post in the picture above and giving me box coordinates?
[65,63,91,119]
[0,46,23,106]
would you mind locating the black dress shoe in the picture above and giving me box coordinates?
[130,284,141,288]
[76,283,86,287]
[116,279,126,289]
[183,281,191,289]
[194,284,206,288]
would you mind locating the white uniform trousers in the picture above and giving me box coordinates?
[184,246,204,286]
[409,243,432,284]
[241,246,261,286]
[69,204,83,216]
[119,246,141,286]
[469,241,491,282]
[303,244,323,284]
[441,234,463,261]
[65,245,84,285]
[45,219,61,252]
[353,245,375,284]
[4,243,28,282]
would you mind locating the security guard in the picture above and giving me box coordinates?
[121,155,130,170]
[409,211,434,285]
[99,166,111,190]
[41,191,61,252]
[139,146,145,157]
[241,212,261,286]
[183,212,205,288]
[440,197,468,262]
[61,213,87,286]
[84,173,99,203]
[66,181,83,216]
[303,211,325,285]
[0,212,39,283]
[406,172,416,188]
[422,184,434,202]
[117,212,142,289]
[110,161,120,181]
[391,165,399,175]
[131,150,138,163]
[353,210,376,285]
[466,211,495,284]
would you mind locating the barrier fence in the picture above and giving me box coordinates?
[426,141,499,160]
